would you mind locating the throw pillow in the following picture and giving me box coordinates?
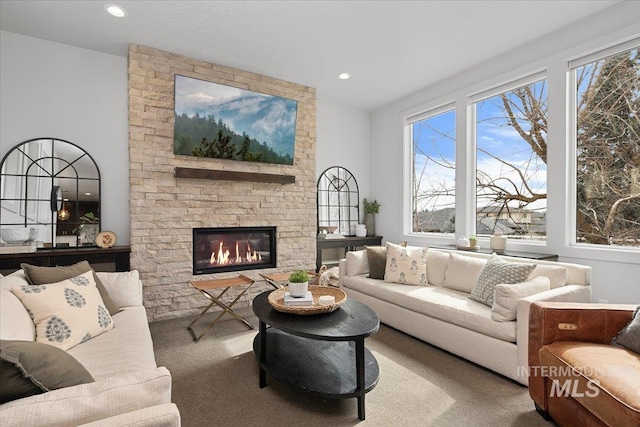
[469,254,537,307]
[528,264,568,289]
[21,261,120,315]
[345,250,369,276]
[426,249,449,286]
[0,340,94,404]
[442,253,486,293]
[11,270,114,351]
[384,242,427,286]
[366,246,387,279]
[491,276,551,322]
[612,306,640,354]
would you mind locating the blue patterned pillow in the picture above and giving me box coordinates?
[10,271,114,351]
[469,254,536,307]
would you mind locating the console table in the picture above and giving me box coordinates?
[316,235,382,271]
[0,245,131,275]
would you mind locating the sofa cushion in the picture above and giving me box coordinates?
[343,275,516,342]
[528,264,568,289]
[0,271,35,341]
[21,261,120,315]
[443,252,486,293]
[469,254,536,307]
[68,306,157,380]
[0,339,94,404]
[345,250,369,276]
[366,246,386,279]
[491,276,550,322]
[426,249,449,286]
[539,341,640,427]
[612,306,640,354]
[11,271,114,351]
[384,242,427,286]
[95,271,143,308]
[0,367,173,427]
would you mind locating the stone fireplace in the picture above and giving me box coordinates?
[128,44,317,321]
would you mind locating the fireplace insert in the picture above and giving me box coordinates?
[192,226,276,275]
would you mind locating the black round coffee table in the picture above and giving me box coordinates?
[252,290,380,420]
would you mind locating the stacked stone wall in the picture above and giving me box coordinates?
[128,44,316,321]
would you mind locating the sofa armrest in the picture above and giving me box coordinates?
[338,259,347,288]
[527,302,635,411]
[96,271,143,308]
[0,367,172,427]
[78,403,181,427]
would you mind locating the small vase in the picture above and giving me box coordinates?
[355,224,367,237]
[364,213,376,236]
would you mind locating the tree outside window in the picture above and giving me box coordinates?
[575,48,640,247]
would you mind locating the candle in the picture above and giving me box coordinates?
[318,295,335,306]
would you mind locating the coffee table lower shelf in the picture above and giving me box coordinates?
[253,328,379,407]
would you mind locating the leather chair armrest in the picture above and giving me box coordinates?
[528,302,635,411]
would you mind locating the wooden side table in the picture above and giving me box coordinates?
[187,275,255,342]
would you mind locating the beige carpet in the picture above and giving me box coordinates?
[149,308,554,426]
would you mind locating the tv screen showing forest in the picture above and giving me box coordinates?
[173,75,298,165]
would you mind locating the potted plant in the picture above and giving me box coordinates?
[287,270,310,297]
[73,212,100,245]
[362,198,380,236]
[469,235,478,249]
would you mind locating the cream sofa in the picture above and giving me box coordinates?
[0,269,180,427]
[338,247,592,385]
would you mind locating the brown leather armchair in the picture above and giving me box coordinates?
[528,302,640,427]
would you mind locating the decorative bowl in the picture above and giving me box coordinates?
[1,227,37,243]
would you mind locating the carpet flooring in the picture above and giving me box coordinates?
[149,307,555,426]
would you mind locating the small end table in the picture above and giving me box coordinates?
[187,274,255,342]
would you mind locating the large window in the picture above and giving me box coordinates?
[410,108,456,233]
[474,79,548,240]
[574,47,640,248]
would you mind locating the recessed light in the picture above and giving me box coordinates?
[105,4,127,18]
[338,73,351,80]
[85,192,92,196]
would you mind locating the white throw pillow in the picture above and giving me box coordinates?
[96,270,143,308]
[345,250,369,276]
[442,253,486,293]
[426,249,449,286]
[11,270,114,351]
[528,264,568,289]
[384,242,427,286]
[491,276,551,322]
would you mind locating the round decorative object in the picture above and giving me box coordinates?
[95,231,117,248]
[268,285,347,315]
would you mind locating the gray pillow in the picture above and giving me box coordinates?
[21,261,120,315]
[469,254,536,307]
[0,340,94,404]
[366,246,387,279]
[612,306,640,354]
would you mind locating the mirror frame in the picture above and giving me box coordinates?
[0,137,101,247]
[316,166,360,235]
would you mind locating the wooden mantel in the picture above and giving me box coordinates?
[173,167,295,184]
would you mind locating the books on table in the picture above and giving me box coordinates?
[284,291,313,306]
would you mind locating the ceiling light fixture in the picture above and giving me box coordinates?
[338,73,351,80]
[105,4,127,18]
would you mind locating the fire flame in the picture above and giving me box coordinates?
[210,241,262,265]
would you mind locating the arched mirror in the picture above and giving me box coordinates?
[317,166,359,235]
[0,138,101,247]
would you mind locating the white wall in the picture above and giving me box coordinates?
[369,2,640,304]
[0,31,130,244]
[317,100,371,212]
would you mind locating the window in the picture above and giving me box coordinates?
[474,78,548,241]
[573,46,640,247]
[410,108,456,233]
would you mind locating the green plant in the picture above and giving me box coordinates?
[469,235,477,241]
[363,198,380,214]
[72,212,99,234]
[288,270,310,283]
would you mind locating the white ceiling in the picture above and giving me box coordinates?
[0,0,624,111]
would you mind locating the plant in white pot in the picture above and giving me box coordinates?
[287,270,310,297]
